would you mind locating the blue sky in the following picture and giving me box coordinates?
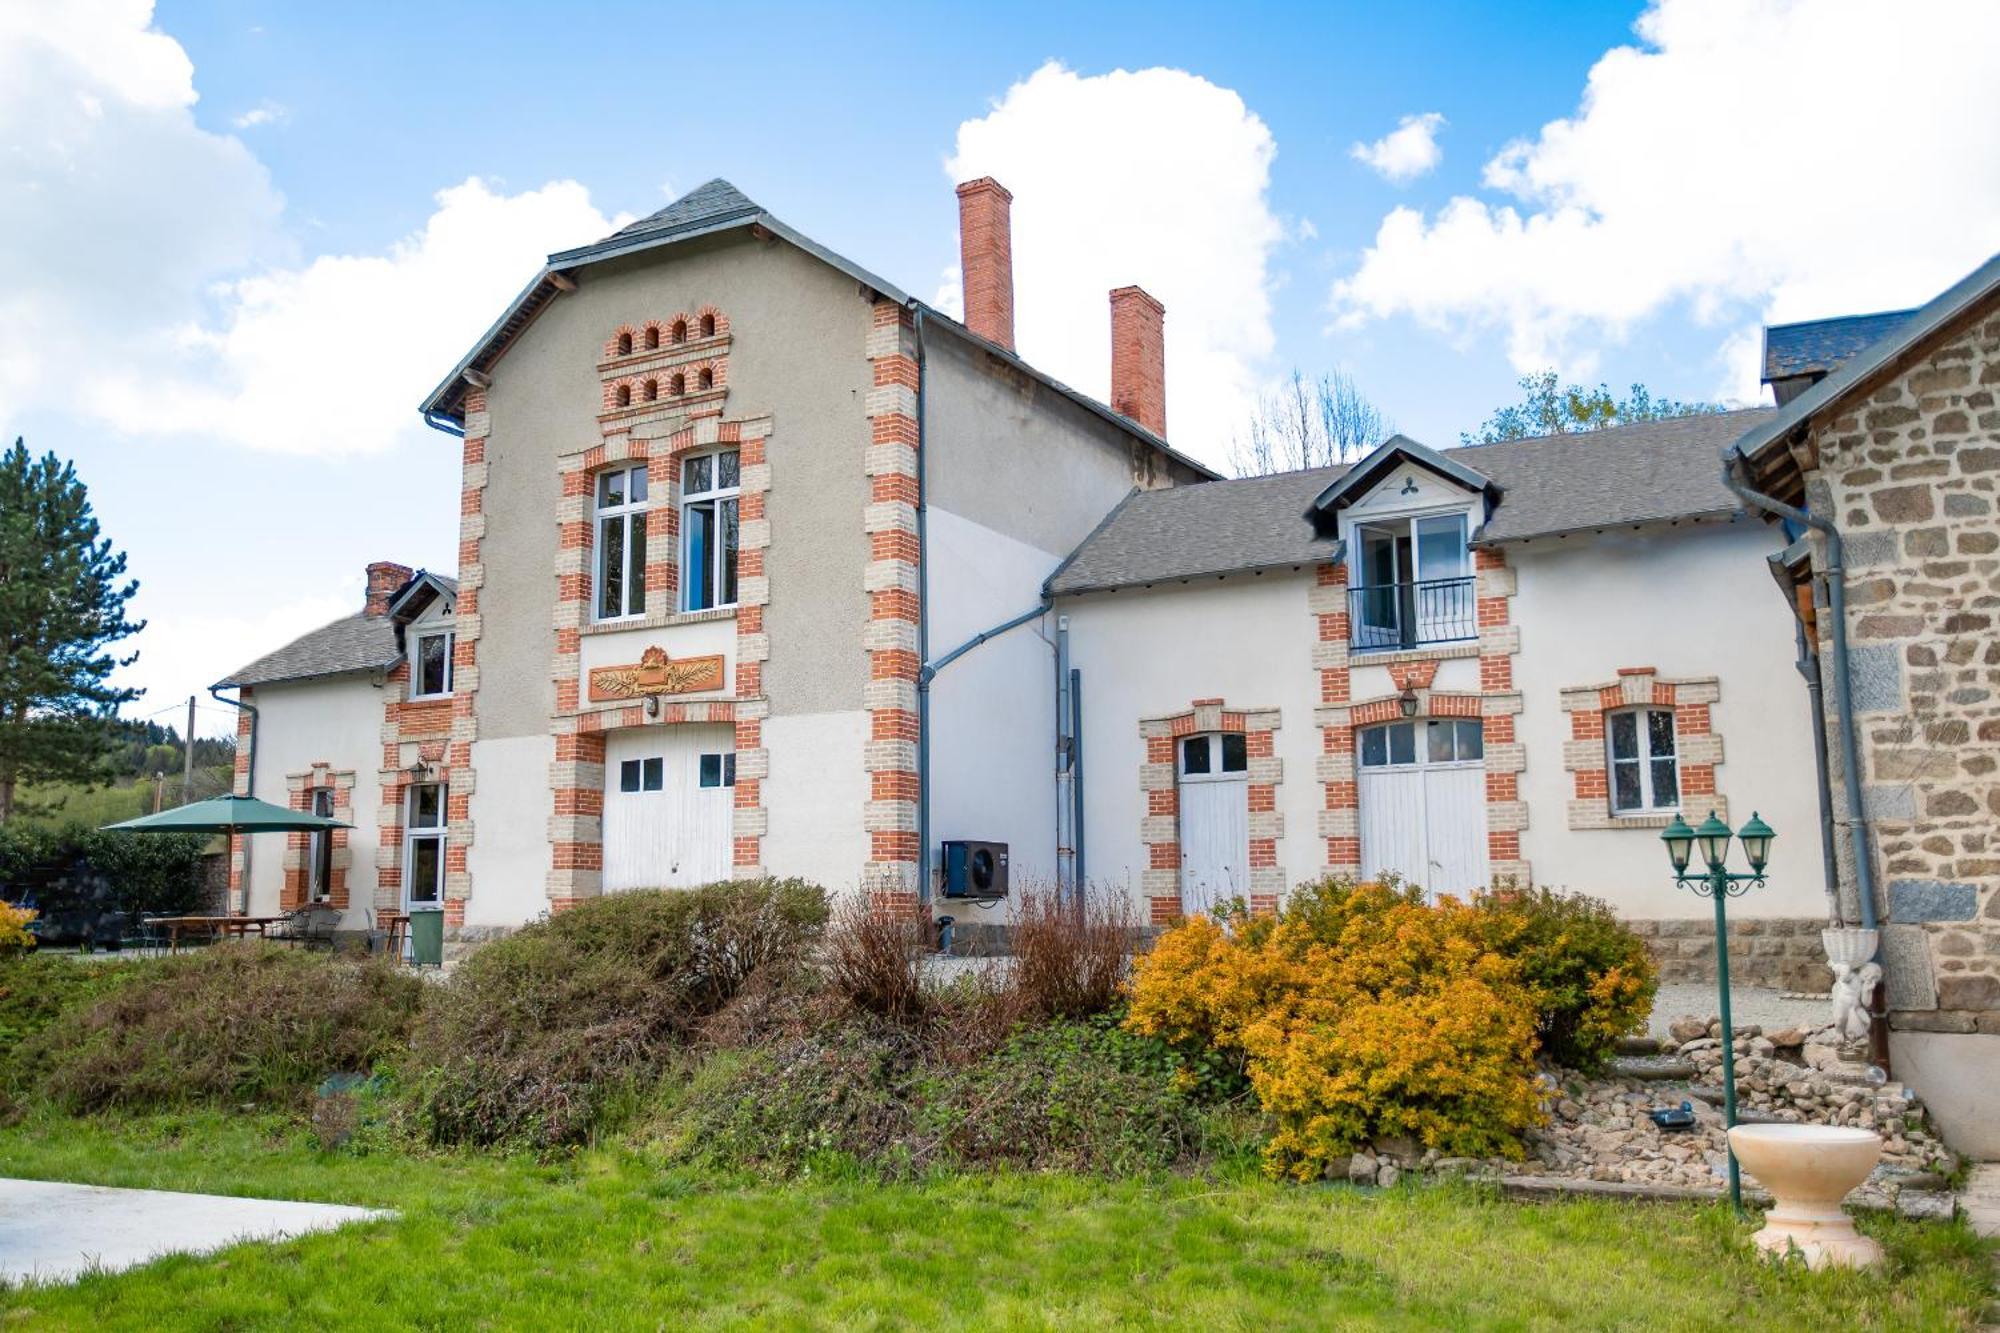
[6,0,1996,732]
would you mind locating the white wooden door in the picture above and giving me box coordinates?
[602,725,735,891]
[1177,732,1250,915]
[1356,719,1487,897]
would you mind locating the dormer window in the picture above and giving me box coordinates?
[1350,513,1472,651]
[411,629,453,699]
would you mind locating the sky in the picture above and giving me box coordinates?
[5,0,1998,735]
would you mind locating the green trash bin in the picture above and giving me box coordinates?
[409,908,445,967]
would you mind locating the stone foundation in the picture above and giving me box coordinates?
[1626,917,1832,993]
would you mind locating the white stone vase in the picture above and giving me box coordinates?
[1822,927,1879,968]
[1727,1124,1884,1269]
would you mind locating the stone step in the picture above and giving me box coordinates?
[1608,1057,1697,1081]
[1614,1035,1663,1056]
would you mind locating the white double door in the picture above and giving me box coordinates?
[1358,719,1488,897]
[602,725,734,892]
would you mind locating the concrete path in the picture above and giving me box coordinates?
[0,1178,389,1285]
[1645,982,1827,1037]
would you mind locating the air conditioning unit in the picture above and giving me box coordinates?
[941,840,1008,900]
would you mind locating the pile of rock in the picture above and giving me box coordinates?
[1360,1014,1957,1217]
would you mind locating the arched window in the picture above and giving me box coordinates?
[642,379,658,403]
[616,332,633,356]
[699,313,716,338]
[697,366,714,391]
[670,372,686,397]
[615,384,632,408]
[671,319,688,344]
[644,326,660,350]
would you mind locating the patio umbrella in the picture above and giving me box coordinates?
[102,793,351,834]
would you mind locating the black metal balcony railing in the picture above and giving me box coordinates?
[1348,576,1477,651]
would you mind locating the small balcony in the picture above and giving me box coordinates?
[1348,576,1477,652]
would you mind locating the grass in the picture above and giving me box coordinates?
[0,1112,1988,1330]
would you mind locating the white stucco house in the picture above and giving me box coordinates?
[211,176,1836,989]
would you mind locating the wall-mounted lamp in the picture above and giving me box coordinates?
[644,694,661,719]
[1398,687,1420,718]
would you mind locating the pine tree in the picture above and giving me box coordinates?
[0,439,143,822]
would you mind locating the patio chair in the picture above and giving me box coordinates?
[266,907,313,948]
[119,912,170,957]
[298,904,342,951]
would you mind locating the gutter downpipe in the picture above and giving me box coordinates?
[1794,616,1842,923]
[1721,452,1879,937]
[208,685,258,911]
[912,303,934,906]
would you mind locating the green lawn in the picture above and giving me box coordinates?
[0,1114,1987,1330]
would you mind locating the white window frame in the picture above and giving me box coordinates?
[594,464,650,623]
[409,629,454,699]
[403,782,448,909]
[1607,706,1679,815]
[680,449,740,613]
[1177,732,1248,784]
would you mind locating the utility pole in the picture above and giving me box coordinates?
[181,694,197,808]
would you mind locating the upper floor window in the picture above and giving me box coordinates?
[682,450,739,612]
[1609,706,1678,814]
[596,464,649,621]
[1349,512,1473,651]
[411,629,453,698]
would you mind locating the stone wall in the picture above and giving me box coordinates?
[1802,307,2000,1035]
[1626,917,1833,993]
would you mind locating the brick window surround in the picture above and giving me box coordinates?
[1311,550,1529,887]
[1139,699,1284,925]
[548,410,774,911]
[1561,668,1724,829]
[282,764,353,909]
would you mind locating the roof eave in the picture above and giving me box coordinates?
[211,659,400,693]
[1050,546,1343,599]
[1473,507,1741,548]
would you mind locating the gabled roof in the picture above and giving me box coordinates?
[214,570,457,690]
[213,612,399,691]
[1731,252,2000,500]
[1048,409,1778,597]
[1306,433,1498,516]
[1046,469,1345,596]
[1762,309,1917,382]
[416,179,1220,480]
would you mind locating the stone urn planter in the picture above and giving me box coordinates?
[1727,1124,1884,1269]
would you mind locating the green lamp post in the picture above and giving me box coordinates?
[1661,809,1775,1213]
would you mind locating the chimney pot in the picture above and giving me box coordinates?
[955,177,1015,351]
[365,561,415,617]
[1109,286,1167,437]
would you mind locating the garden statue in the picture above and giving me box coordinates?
[1829,958,1881,1048]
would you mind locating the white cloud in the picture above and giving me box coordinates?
[1350,112,1446,184]
[114,177,622,455]
[231,100,288,129]
[944,62,1283,463]
[1333,0,2000,394]
[0,1,623,457]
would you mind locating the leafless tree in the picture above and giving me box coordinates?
[1230,369,1395,476]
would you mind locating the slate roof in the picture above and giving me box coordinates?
[1763,309,1917,382]
[213,574,459,690]
[212,613,400,690]
[1048,409,1778,596]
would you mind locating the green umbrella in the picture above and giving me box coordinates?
[103,793,351,834]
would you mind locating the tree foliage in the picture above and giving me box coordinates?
[1232,369,1395,476]
[0,440,143,821]
[1462,370,1725,445]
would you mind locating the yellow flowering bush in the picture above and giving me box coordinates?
[0,903,36,954]
[1473,886,1657,1071]
[1127,879,1544,1179]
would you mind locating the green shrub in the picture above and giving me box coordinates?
[0,954,142,1098]
[412,879,828,1149]
[28,945,423,1113]
[652,1013,1211,1178]
[1475,887,1657,1071]
[0,821,210,918]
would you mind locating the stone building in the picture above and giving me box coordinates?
[1727,252,2000,1156]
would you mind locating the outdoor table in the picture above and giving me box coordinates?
[150,915,288,952]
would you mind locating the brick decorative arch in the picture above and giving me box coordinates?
[1138,699,1284,924]
[1561,667,1724,829]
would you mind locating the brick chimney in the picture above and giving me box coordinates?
[1109,286,1166,437]
[364,561,415,617]
[955,177,1015,351]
